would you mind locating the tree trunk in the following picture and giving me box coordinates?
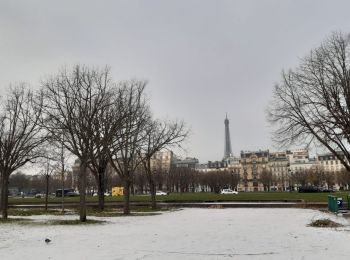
[97,171,105,212]
[123,179,131,215]
[150,179,157,210]
[61,170,65,213]
[0,174,3,212]
[79,161,87,222]
[1,174,9,220]
[45,175,49,211]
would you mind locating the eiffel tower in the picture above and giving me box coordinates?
[223,113,233,160]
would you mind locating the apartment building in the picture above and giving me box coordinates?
[239,150,269,191]
[287,149,315,174]
[317,153,346,173]
[150,150,174,173]
[268,151,289,191]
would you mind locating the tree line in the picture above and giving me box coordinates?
[8,167,242,196]
[9,165,350,196]
[0,65,188,221]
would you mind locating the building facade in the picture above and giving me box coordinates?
[239,150,269,191]
[150,150,174,173]
[173,157,199,169]
[268,151,289,191]
[317,153,346,173]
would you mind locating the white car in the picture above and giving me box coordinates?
[93,192,111,196]
[155,191,168,196]
[220,189,238,195]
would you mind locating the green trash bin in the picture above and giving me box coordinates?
[328,195,338,213]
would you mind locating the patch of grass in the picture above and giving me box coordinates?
[5,207,173,219]
[8,191,350,204]
[308,218,343,228]
[71,206,176,217]
[74,207,167,217]
[0,218,32,225]
[159,192,349,203]
[1,217,105,226]
[46,219,105,225]
[8,208,65,216]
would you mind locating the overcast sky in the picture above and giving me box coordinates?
[1,0,350,163]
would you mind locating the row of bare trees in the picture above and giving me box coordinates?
[8,171,75,195]
[132,168,240,194]
[258,168,350,191]
[0,65,188,221]
[289,169,349,188]
[10,166,350,195]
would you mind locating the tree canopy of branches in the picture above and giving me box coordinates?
[138,119,188,209]
[291,170,308,187]
[0,85,45,219]
[41,65,114,221]
[269,32,350,171]
[88,81,126,211]
[337,169,350,189]
[259,169,273,191]
[195,170,235,193]
[108,80,150,214]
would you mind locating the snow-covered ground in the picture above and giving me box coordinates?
[0,208,349,259]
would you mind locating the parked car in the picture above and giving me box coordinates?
[93,192,111,197]
[155,191,168,196]
[56,188,75,197]
[66,191,80,197]
[298,186,319,193]
[220,189,238,195]
[319,187,335,193]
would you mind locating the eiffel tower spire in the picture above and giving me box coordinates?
[224,113,233,159]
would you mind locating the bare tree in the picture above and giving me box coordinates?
[9,171,29,195]
[170,167,193,193]
[88,84,126,211]
[0,85,45,219]
[40,155,54,211]
[200,170,232,193]
[306,168,323,187]
[260,169,273,191]
[324,171,336,188]
[138,119,188,209]
[291,170,308,187]
[41,65,113,222]
[40,140,71,212]
[29,175,44,193]
[269,32,350,172]
[108,80,149,215]
[134,166,148,194]
[230,171,240,191]
[337,169,350,190]
[57,139,71,213]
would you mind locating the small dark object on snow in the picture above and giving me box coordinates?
[45,238,51,244]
